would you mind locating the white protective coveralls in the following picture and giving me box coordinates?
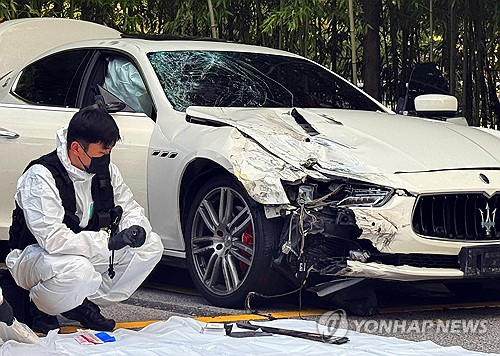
[6,128,164,315]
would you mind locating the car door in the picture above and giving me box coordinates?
[78,51,156,215]
[0,49,93,240]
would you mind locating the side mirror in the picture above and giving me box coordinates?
[97,85,134,113]
[414,94,458,118]
[105,101,127,113]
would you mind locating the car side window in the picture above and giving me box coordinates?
[13,50,93,108]
[101,57,153,116]
[82,53,153,117]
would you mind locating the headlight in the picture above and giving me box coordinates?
[284,181,394,208]
[337,186,393,207]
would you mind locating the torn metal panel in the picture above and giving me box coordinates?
[186,106,500,188]
[186,106,398,187]
[351,210,399,251]
[163,113,306,205]
[308,278,365,297]
[351,195,414,252]
[337,260,464,281]
[228,130,307,204]
[179,109,335,205]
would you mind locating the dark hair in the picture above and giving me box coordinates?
[67,103,121,150]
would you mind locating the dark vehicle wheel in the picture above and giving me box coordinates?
[185,176,279,307]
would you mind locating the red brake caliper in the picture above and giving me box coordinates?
[239,226,253,271]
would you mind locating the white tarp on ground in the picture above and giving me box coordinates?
[0,316,494,356]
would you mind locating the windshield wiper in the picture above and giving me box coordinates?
[290,108,320,136]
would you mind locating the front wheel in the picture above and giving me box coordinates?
[184,176,279,307]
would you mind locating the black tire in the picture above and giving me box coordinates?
[184,175,279,308]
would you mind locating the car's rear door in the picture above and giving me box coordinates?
[0,49,93,240]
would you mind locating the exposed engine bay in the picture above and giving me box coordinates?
[272,180,373,288]
[270,178,439,292]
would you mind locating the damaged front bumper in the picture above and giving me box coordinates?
[332,242,500,281]
[270,186,500,297]
[338,260,464,280]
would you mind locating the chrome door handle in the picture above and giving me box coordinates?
[0,128,19,139]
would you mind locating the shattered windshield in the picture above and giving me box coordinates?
[147,50,382,112]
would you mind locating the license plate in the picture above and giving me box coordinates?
[459,245,500,277]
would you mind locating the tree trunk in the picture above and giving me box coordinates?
[53,0,63,17]
[79,1,94,21]
[255,0,265,45]
[388,0,399,108]
[302,15,308,57]
[471,1,489,127]
[348,0,358,84]
[279,0,284,49]
[69,0,74,18]
[487,45,500,129]
[429,0,433,62]
[207,0,218,38]
[400,20,410,101]
[449,0,457,95]
[382,26,390,106]
[328,6,338,73]
[441,12,449,73]
[413,26,419,64]
[462,0,473,124]
[472,33,481,126]
[360,0,382,100]
[238,3,250,43]
[226,0,235,41]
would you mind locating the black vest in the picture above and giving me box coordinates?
[9,150,115,250]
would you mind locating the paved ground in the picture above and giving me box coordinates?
[101,263,500,354]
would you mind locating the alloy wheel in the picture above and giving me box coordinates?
[190,187,256,296]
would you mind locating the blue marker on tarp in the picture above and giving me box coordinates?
[95,332,116,343]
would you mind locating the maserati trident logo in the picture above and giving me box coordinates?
[479,203,497,236]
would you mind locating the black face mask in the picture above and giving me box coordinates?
[77,143,111,175]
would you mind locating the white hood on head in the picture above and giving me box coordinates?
[56,128,94,182]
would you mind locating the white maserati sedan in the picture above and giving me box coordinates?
[1,18,499,309]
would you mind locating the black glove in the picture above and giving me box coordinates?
[0,300,14,326]
[108,225,146,250]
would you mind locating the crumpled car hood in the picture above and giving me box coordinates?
[186,106,500,181]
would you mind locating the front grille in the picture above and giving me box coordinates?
[413,193,500,240]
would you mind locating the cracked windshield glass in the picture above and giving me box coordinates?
[147,51,381,112]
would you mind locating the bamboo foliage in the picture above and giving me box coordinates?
[0,0,498,127]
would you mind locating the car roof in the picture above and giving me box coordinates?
[40,37,304,60]
[1,18,302,74]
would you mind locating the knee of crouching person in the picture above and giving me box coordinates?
[64,256,100,284]
[149,232,164,261]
